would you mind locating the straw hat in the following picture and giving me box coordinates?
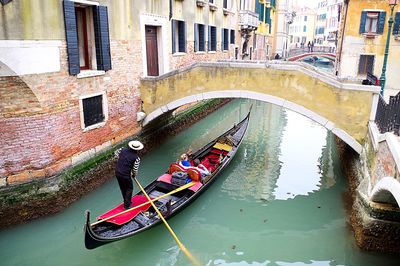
[128,140,144,151]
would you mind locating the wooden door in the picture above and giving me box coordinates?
[145,26,159,76]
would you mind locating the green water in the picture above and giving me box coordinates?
[1,100,399,266]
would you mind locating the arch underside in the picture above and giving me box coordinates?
[143,90,362,154]
[370,177,400,207]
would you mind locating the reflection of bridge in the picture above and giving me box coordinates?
[288,47,336,62]
[140,61,381,154]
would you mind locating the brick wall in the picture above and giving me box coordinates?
[1,40,143,185]
[1,39,233,186]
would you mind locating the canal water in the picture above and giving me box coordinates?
[1,100,399,266]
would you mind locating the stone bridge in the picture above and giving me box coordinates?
[288,52,336,62]
[140,61,381,154]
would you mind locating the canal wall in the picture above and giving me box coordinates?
[0,99,230,229]
[337,129,400,255]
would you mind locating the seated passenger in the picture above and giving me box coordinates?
[178,153,191,168]
[193,159,210,177]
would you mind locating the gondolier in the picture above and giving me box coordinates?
[115,140,144,210]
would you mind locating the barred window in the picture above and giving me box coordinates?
[80,92,108,129]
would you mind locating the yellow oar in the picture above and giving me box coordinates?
[133,176,201,266]
[91,181,195,226]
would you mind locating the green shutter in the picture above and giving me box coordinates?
[377,11,386,34]
[359,11,367,34]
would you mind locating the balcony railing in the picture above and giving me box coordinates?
[238,10,259,30]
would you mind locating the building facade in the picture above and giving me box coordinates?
[336,0,400,97]
[288,6,316,48]
[326,0,343,48]
[0,0,238,186]
[315,0,328,45]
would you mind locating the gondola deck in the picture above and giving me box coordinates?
[84,109,251,249]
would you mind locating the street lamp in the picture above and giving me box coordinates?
[379,0,398,96]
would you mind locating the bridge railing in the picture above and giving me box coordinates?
[375,93,400,136]
[288,46,336,57]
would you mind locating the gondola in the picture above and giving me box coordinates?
[84,108,251,249]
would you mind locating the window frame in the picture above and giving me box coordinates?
[75,6,91,70]
[365,12,379,34]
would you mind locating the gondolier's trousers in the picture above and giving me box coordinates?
[116,174,133,209]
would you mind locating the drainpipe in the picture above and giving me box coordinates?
[336,0,349,76]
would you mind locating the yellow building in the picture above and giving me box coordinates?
[254,0,278,59]
[336,0,400,98]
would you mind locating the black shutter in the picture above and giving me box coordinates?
[358,55,366,74]
[208,25,211,51]
[93,5,112,71]
[393,12,400,35]
[212,26,217,51]
[366,55,375,74]
[172,20,176,53]
[377,11,386,34]
[181,21,186,53]
[221,28,224,51]
[199,24,205,51]
[63,0,80,75]
[194,24,198,52]
[359,11,367,34]
[230,29,235,44]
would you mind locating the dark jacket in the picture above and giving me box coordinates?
[115,148,140,178]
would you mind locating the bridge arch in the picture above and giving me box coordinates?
[140,62,381,155]
[370,177,400,207]
[143,90,362,153]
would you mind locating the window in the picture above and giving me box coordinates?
[358,55,375,75]
[209,0,214,3]
[303,26,307,32]
[223,0,228,9]
[194,23,206,52]
[208,25,217,51]
[172,20,186,53]
[230,29,235,44]
[222,28,229,51]
[304,16,307,22]
[366,12,378,33]
[80,93,108,129]
[359,11,386,35]
[63,0,111,76]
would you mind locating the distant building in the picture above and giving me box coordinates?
[326,0,343,48]
[275,0,294,58]
[288,6,316,48]
[336,0,400,97]
[315,0,328,45]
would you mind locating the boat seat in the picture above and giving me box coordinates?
[169,163,185,174]
[187,168,202,182]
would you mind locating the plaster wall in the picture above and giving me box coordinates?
[337,0,400,97]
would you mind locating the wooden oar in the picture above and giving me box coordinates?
[133,177,201,266]
[91,181,195,227]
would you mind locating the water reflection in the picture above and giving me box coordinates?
[0,99,399,266]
